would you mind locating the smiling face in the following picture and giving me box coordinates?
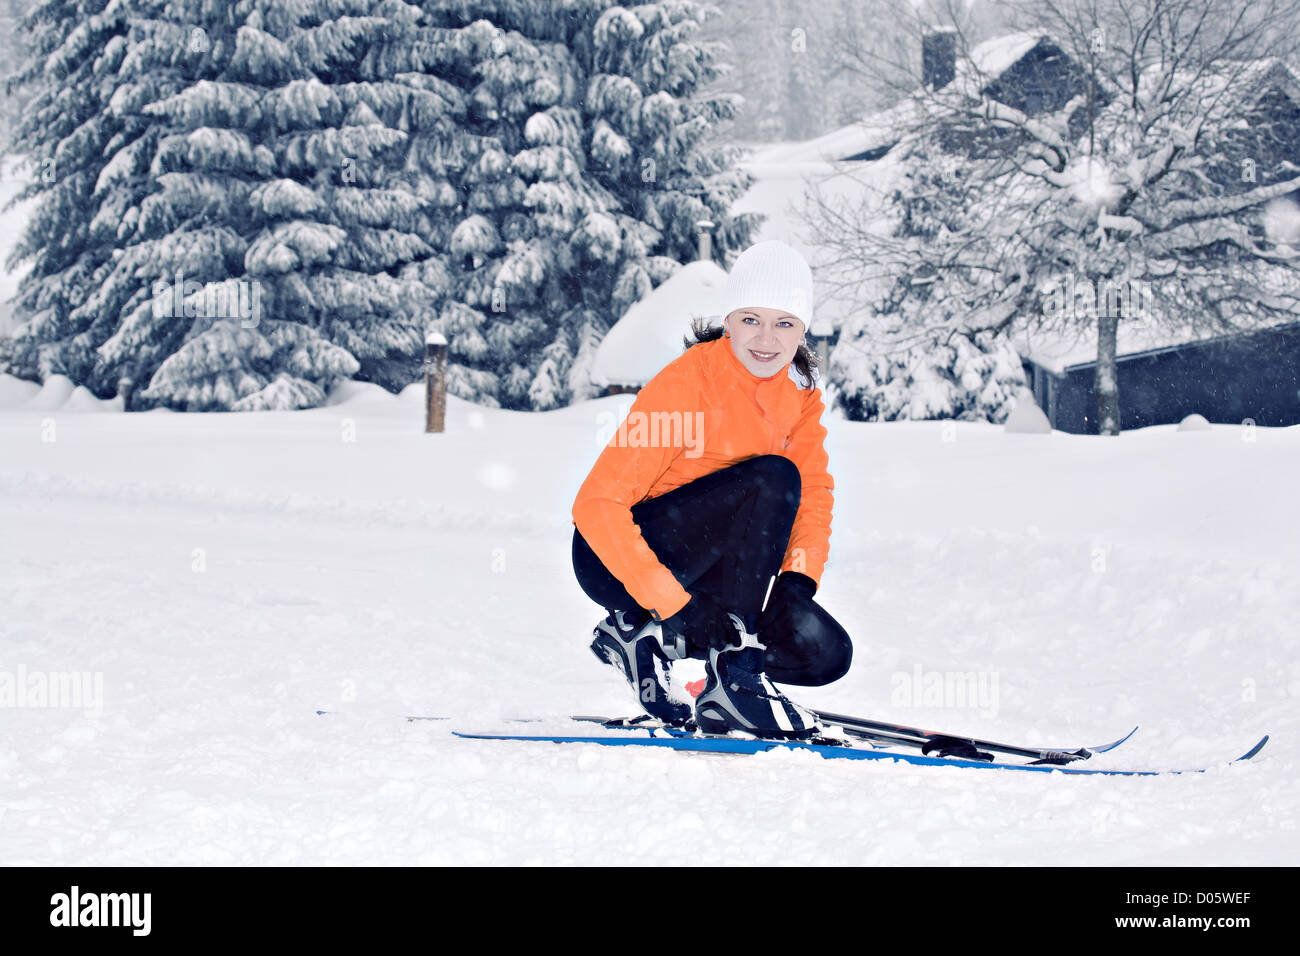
[724,306,806,377]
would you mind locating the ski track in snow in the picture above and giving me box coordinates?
[0,385,1296,864]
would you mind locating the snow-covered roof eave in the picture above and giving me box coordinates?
[590,259,728,387]
[1237,57,1300,109]
[738,98,916,168]
[1017,316,1300,375]
[944,33,1051,100]
[969,32,1047,83]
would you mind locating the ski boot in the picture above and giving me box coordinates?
[694,613,820,739]
[590,609,693,726]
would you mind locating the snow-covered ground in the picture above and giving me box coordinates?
[1,375,1295,864]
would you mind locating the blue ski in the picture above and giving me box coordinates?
[572,714,1138,765]
[450,726,1269,776]
[316,710,1139,765]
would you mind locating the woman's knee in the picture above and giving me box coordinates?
[735,454,801,513]
[809,625,852,685]
[572,527,626,609]
[764,605,853,686]
[741,454,800,488]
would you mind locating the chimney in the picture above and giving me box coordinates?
[922,28,957,90]
[696,219,715,262]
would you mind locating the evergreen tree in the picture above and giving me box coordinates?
[7,0,441,409]
[3,0,138,386]
[106,0,437,409]
[6,0,759,411]
[417,0,759,409]
[564,307,604,403]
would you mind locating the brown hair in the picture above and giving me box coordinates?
[681,315,820,390]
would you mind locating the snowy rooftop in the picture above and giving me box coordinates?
[965,32,1046,84]
[589,259,728,386]
[1015,311,1300,374]
[725,33,1058,337]
[736,32,1046,177]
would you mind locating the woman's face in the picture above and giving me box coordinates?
[724,307,805,378]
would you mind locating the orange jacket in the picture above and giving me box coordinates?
[572,336,834,621]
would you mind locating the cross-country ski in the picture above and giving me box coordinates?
[452,725,1269,776]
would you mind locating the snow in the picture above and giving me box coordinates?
[1003,397,1052,434]
[1,373,1295,864]
[321,380,396,406]
[0,373,40,405]
[741,109,900,169]
[589,259,727,386]
[969,32,1044,80]
[1065,156,1125,209]
[928,32,1051,100]
[730,29,1046,203]
[22,374,78,410]
[1263,196,1300,245]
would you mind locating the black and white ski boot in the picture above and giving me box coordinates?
[590,609,693,726]
[694,613,819,740]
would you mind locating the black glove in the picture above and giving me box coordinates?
[661,591,742,655]
[770,571,817,604]
[756,572,818,646]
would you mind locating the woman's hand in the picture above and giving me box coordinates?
[756,572,818,646]
[769,571,817,604]
[661,592,741,655]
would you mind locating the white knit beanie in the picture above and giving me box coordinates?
[719,239,814,329]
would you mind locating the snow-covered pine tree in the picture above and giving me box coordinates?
[8,0,757,411]
[827,141,1029,423]
[417,0,759,409]
[7,0,439,410]
[836,327,1028,422]
[73,3,272,409]
[3,0,138,386]
[564,307,606,404]
[110,1,438,410]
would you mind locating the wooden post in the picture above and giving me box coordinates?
[696,219,715,262]
[425,331,447,433]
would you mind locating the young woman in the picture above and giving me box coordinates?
[570,240,851,739]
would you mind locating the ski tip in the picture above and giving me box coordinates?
[1237,735,1269,761]
[1091,725,1139,753]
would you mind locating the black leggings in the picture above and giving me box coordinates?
[572,455,851,686]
